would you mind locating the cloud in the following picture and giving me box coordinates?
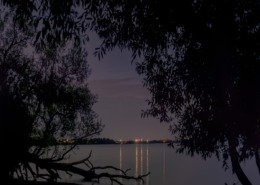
[89,77,150,99]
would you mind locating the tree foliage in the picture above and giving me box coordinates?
[1,0,93,49]
[84,1,259,185]
[0,10,102,180]
[0,11,150,185]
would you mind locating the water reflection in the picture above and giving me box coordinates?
[119,143,150,184]
[63,144,259,185]
[120,144,122,170]
[135,143,138,176]
[163,144,166,184]
[135,143,149,184]
[141,144,143,176]
[146,144,149,185]
[119,144,123,184]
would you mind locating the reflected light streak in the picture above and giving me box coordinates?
[119,144,123,184]
[135,144,139,177]
[163,144,166,183]
[135,142,150,184]
[146,144,149,185]
[120,144,122,170]
[141,143,143,176]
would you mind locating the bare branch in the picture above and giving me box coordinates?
[21,152,150,184]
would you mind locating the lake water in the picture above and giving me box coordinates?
[61,143,260,185]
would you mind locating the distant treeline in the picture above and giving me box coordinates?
[82,138,117,145]
[30,137,175,145]
[75,138,174,145]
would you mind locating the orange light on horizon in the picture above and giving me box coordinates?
[163,140,166,143]
[134,138,147,143]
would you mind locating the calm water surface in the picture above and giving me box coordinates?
[62,143,259,185]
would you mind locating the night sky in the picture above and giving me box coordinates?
[86,36,172,141]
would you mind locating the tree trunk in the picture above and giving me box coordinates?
[254,148,260,174]
[228,138,252,185]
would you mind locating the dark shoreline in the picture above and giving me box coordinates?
[8,179,79,185]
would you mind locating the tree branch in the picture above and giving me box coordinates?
[24,152,150,185]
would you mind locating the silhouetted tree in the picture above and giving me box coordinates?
[0,11,149,185]
[0,10,100,181]
[85,1,259,185]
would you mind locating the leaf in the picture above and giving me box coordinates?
[34,31,41,45]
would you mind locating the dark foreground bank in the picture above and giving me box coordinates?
[7,179,79,185]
